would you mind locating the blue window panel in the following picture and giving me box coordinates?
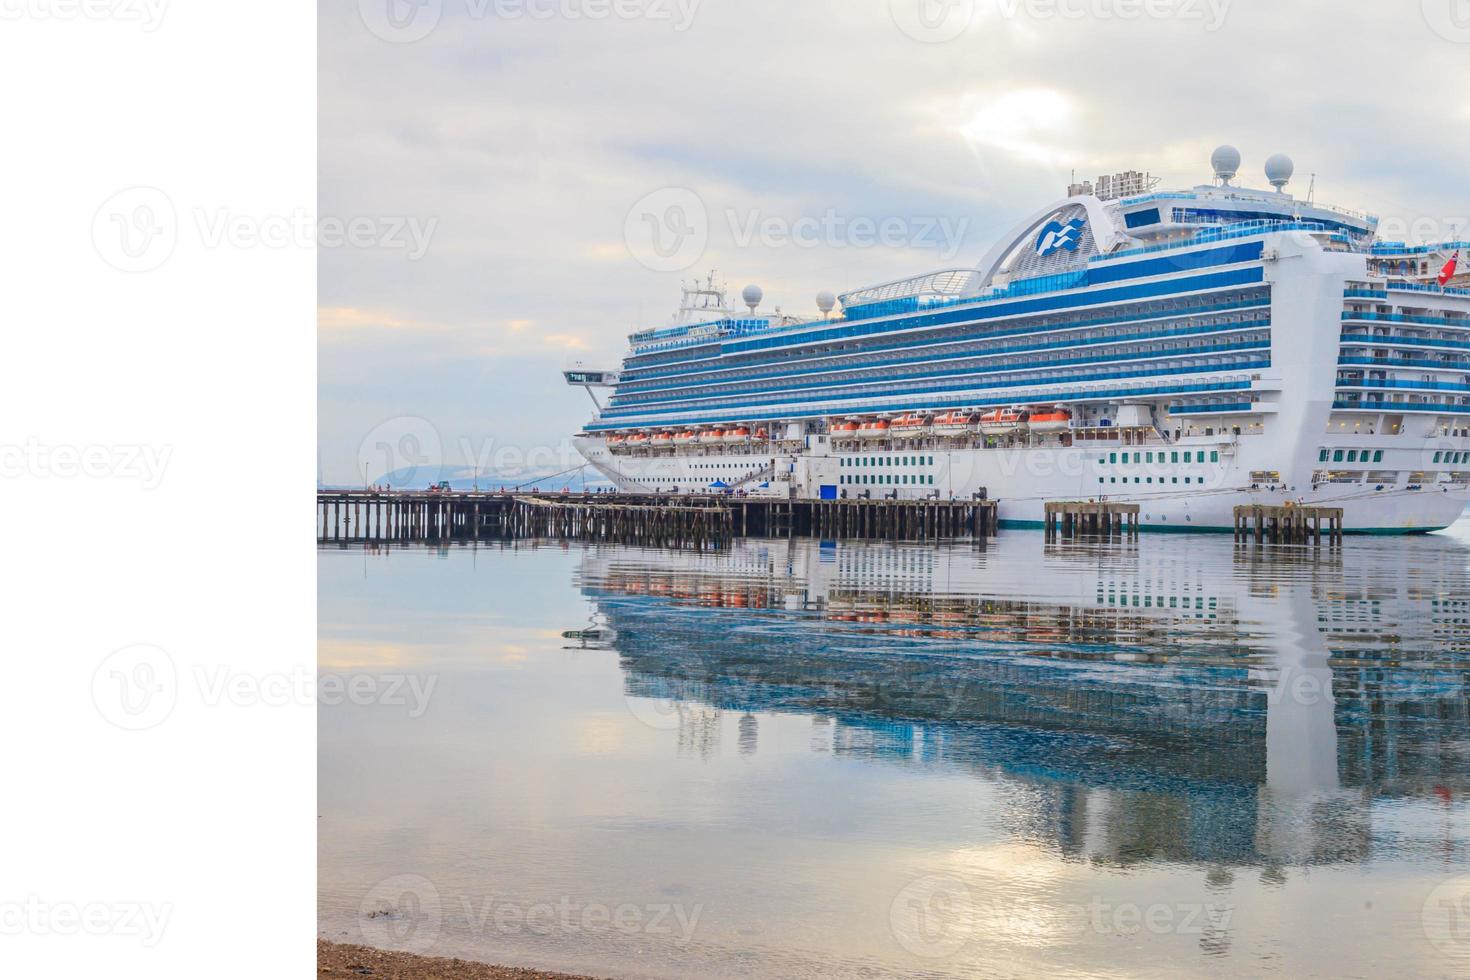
[1124,208,1162,229]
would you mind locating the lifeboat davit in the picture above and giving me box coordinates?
[933,411,978,435]
[857,419,891,440]
[892,413,931,436]
[832,419,861,437]
[1028,408,1072,433]
[673,430,698,446]
[724,426,751,444]
[979,408,1026,435]
[700,428,726,444]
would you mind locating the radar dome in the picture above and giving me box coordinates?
[1264,153,1294,191]
[741,284,763,313]
[1211,144,1241,184]
[815,290,836,314]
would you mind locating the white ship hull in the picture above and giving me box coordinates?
[576,435,1470,533]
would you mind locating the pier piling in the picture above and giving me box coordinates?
[1232,504,1343,545]
[316,491,998,548]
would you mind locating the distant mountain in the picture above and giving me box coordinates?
[323,462,613,493]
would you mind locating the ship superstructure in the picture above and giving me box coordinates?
[567,147,1470,532]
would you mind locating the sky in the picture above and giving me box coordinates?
[319,0,1470,486]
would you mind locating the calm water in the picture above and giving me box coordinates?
[319,522,1470,979]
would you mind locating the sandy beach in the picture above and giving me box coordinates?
[317,941,606,980]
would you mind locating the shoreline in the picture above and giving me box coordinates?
[318,941,607,980]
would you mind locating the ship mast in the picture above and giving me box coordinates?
[673,270,731,324]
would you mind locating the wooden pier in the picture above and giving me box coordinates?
[316,490,997,547]
[1232,504,1343,545]
[1043,501,1141,540]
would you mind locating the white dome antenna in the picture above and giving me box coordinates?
[741,284,763,314]
[815,290,836,318]
[1265,153,1295,192]
[1211,145,1241,186]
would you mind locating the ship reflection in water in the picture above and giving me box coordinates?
[318,526,1470,979]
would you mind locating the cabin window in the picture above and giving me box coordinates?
[1333,450,1344,462]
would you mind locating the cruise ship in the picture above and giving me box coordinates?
[566,147,1470,532]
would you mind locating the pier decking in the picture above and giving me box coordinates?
[316,490,997,547]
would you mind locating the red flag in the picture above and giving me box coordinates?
[1440,250,1460,287]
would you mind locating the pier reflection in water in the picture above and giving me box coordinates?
[318,524,1470,979]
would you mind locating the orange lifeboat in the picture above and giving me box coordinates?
[892,413,931,435]
[606,433,627,446]
[629,431,650,445]
[724,426,751,444]
[753,427,769,441]
[979,408,1026,435]
[1027,408,1072,433]
[673,430,698,446]
[933,411,978,435]
[700,428,726,444]
[857,419,891,440]
[831,419,861,437]
[652,430,674,445]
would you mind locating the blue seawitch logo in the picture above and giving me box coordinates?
[1036,217,1087,256]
